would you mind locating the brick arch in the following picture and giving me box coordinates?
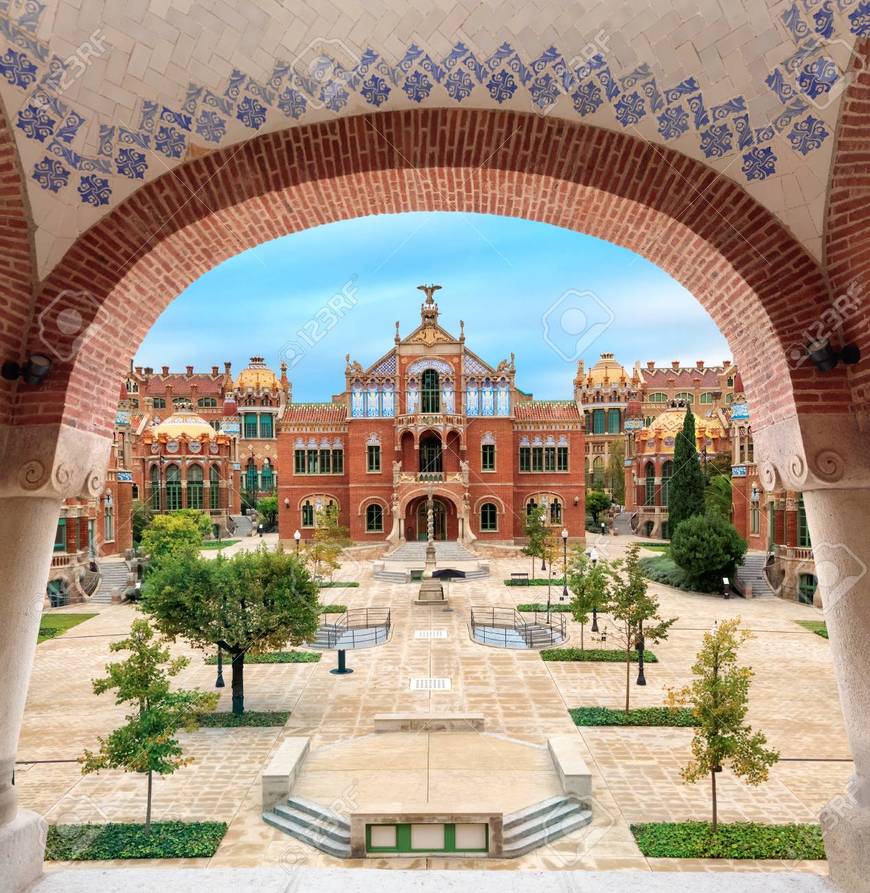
[0,98,36,425]
[825,37,870,414]
[21,107,841,438]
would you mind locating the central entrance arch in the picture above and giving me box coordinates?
[413,498,448,541]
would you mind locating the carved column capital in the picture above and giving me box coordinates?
[753,413,869,493]
[0,424,112,500]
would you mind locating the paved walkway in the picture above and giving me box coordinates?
[20,541,847,879]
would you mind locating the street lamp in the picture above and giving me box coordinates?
[560,528,569,602]
[589,546,600,632]
[215,646,225,688]
[636,623,647,686]
[294,529,301,555]
[540,505,548,571]
[258,523,264,538]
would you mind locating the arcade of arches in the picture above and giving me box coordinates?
[2,4,870,890]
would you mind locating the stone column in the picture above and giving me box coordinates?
[0,423,111,892]
[756,414,870,891]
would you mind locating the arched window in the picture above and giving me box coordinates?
[131,484,139,500]
[549,499,562,525]
[245,460,258,499]
[798,573,817,605]
[674,391,694,404]
[209,464,220,510]
[152,397,166,409]
[260,461,274,493]
[480,502,498,531]
[421,369,441,413]
[644,461,655,506]
[198,397,217,408]
[607,408,620,434]
[798,495,811,548]
[103,498,115,542]
[187,464,203,509]
[592,456,604,488]
[526,498,538,517]
[727,376,734,387]
[661,460,673,507]
[648,392,668,404]
[166,464,181,511]
[700,392,715,404]
[592,409,605,434]
[365,503,383,532]
[150,464,161,510]
[301,500,315,527]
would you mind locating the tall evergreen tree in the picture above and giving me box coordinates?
[668,408,706,532]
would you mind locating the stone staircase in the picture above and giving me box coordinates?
[90,559,131,604]
[385,541,477,563]
[262,795,351,858]
[736,552,775,597]
[502,795,592,857]
[612,511,634,536]
[375,541,489,583]
[229,514,254,537]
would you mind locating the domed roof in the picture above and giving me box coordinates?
[647,407,689,434]
[236,356,278,390]
[587,352,627,384]
[153,408,214,439]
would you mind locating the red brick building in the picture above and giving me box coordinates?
[278,287,585,546]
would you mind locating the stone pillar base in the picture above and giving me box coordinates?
[823,794,870,892]
[0,809,47,892]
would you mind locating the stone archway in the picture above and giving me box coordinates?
[2,95,870,889]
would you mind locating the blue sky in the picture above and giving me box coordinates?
[135,212,729,402]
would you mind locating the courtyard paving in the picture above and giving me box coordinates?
[20,538,849,878]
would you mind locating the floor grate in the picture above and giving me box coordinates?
[414,629,448,639]
[409,676,452,691]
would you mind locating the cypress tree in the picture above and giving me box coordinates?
[668,408,706,532]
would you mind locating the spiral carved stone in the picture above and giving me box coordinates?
[53,463,74,491]
[759,461,779,492]
[85,468,104,497]
[813,449,845,483]
[17,459,47,491]
[787,453,807,486]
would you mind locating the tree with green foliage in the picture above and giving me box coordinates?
[522,508,548,580]
[256,495,278,532]
[670,514,747,592]
[704,474,733,521]
[139,510,211,566]
[608,543,677,712]
[142,547,320,715]
[79,619,217,831]
[667,618,779,831]
[668,409,706,532]
[703,452,733,483]
[304,502,350,582]
[131,500,153,549]
[567,549,610,651]
[606,441,626,505]
[585,490,612,525]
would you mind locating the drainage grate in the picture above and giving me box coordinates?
[414,629,448,640]
[409,677,452,691]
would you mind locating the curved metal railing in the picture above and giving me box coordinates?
[314,607,392,650]
[470,606,567,649]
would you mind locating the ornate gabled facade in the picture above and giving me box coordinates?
[278,286,585,545]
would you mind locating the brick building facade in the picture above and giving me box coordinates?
[277,287,585,546]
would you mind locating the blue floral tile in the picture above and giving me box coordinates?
[195,109,227,143]
[734,115,754,149]
[17,103,55,141]
[571,80,603,117]
[782,2,811,40]
[662,76,699,104]
[657,105,689,139]
[139,100,159,132]
[687,93,709,128]
[486,69,516,103]
[361,74,390,106]
[814,1,836,36]
[699,124,733,158]
[849,0,870,33]
[116,147,147,180]
[277,87,307,119]
[402,69,432,103]
[766,68,796,104]
[798,57,840,98]
[32,155,69,192]
[0,47,38,88]
[155,125,186,158]
[235,95,267,129]
[742,146,777,181]
[614,90,645,126]
[77,173,110,206]
[444,67,474,102]
[530,72,560,110]
[787,115,830,153]
[55,110,85,143]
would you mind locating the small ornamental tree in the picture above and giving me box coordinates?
[667,618,779,831]
[704,474,733,522]
[256,495,278,532]
[79,620,217,831]
[567,549,610,651]
[608,543,677,712]
[670,514,747,592]
[522,509,548,580]
[606,440,626,506]
[142,547,320,715]
[585,490,612,525]
[305,503,350,582]
[668,409,706,532]
[131,500,154,548]
[140,510,211,566]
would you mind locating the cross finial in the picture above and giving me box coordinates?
[417,284,442,304]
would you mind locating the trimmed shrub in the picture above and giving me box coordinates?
[204,651,320,664]
[542,648,658,663]
[670,514,747,591]
[570,706,696,727]
[45,821,227,860]
[198,711,289,728]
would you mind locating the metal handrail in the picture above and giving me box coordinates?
[317,607,391,649]
[470,606,566,649]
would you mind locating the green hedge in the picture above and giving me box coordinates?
[504,578,566,587]
[542,648,658,663]
[200,540,239,550]
[639,556,721,593]
[570,706,696,727]
[516,603,572,613]
[319,581,360,588]
[199,711,289,728]
[204,651,320,665]
[319,604,347,613]
[796,620,828,639]
[630,821,824,859]
[46,821,227,860]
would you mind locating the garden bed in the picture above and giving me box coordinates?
[319,581,360,588]
[38,613,97,643]
[796,620,828,639]
[504,578,566,587]
[516,603,572,613]
[204,651,320,664]
[570,706,696,727]
[198,711,289,728]
[639,556,720,593]
[319,604,347,613]
[46,821,227,860]
[630,820,824,859]
[200,539,239,550]
[542,648,657,663]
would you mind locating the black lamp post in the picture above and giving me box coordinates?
[215,646,225,688]
[258,523,264,538]
[561,527,569,602]
[540,509,547,571]
[589,546,599,632]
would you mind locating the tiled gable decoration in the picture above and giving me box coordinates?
[0,0,861,212]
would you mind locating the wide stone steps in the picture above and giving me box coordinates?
[262,795,351,858]
[502,795,592,857]
[90,560,130,604]
[229,514,254,537]
[737,553,775,596]
[385,541,477,563]
[613,511,634,535]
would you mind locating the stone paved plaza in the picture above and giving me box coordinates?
[20,538,848,878]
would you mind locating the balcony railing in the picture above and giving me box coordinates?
[396,413,465,428]
[774,544,814,562]
[396,471,464,484]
